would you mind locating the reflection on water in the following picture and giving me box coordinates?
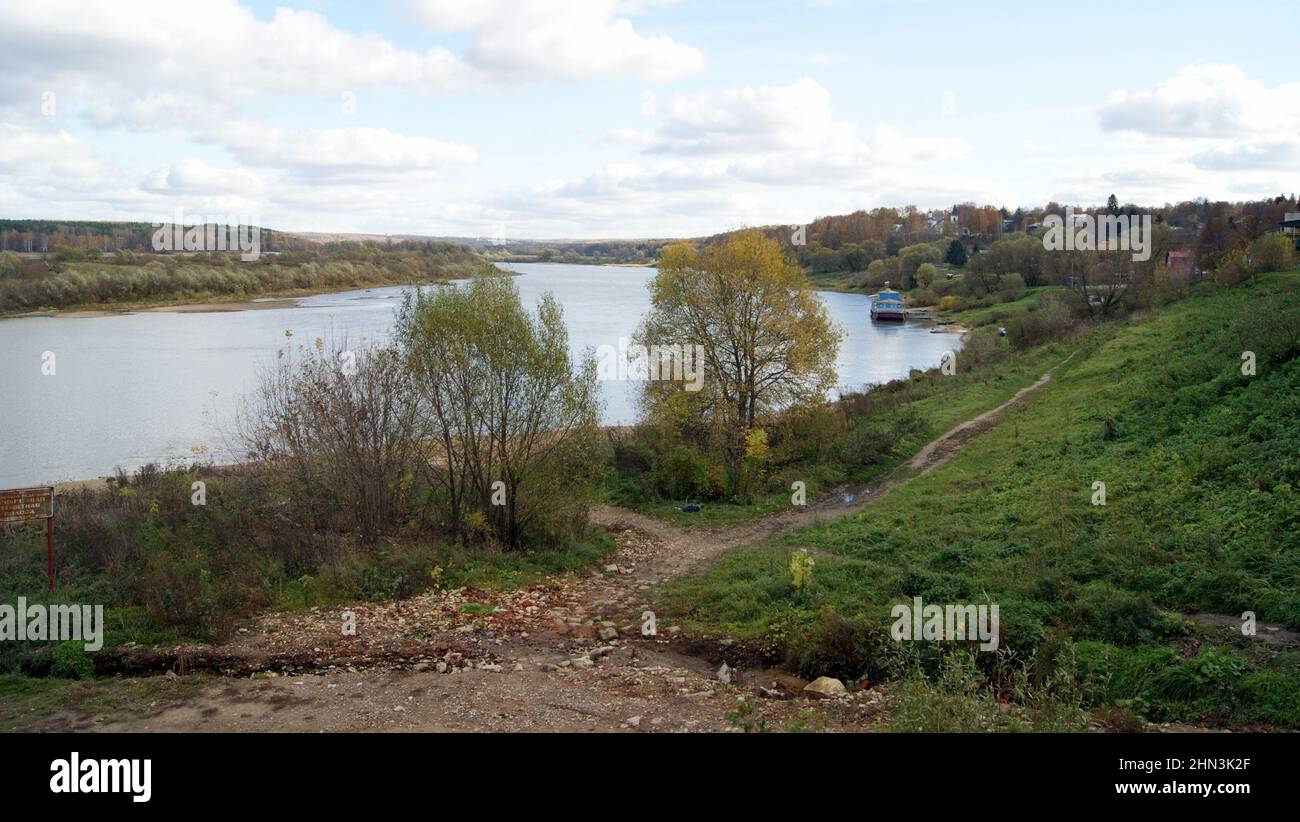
[0,263,960,486]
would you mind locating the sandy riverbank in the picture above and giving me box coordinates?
[13,296,306,319]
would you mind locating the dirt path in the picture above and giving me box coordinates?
[40,356,1075,733]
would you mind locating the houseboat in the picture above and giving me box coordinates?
[870,282,907,321]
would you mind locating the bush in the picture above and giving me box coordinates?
[50,641,95,680]
[788,609,895,683]
[1236,670,1300,726]
[655,445,726,500]
[1248,233,1295,274]
[1067,587,1176,645]
[996,272,1026,301]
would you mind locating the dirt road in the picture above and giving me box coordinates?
[29,359,1071,733]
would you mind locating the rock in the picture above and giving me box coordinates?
[715,662,733,684]
[604,564,619,573]
[571,656,594,670]
[590,645,615,659]
[624,715,641,728]
[802,676,847,698]
[436,661,448,674]
[598,626,619,641]
[758,686,786,699]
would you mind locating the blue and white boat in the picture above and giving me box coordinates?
[870,281,906,321]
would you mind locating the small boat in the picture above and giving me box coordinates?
[870,281,907,321]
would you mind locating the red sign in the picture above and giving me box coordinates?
[0,486,54,523]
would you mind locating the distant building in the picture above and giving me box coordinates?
[1163,244,1200,284]
[1282,212,1300,250]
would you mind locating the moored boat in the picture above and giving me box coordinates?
[870,281,907,321]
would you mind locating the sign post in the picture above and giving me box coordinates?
[0,486,56,591]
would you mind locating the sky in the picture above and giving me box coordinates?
[0,0,1297,239]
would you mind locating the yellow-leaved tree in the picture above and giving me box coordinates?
[636,230,842,496]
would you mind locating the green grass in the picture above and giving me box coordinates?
[0,468,615,670]
[948,286,1063,326]
[660,270,1300,728]
[0,673,208,731]
[806,269,866,292]
[610,337,1071,528]
[428,529,614,591]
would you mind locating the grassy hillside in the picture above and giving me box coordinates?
[606,334,1072,527]
[661,270,1300,728]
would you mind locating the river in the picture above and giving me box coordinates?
[0,262,960,486]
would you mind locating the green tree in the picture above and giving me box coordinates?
[944,239,967,267]
[396,276,602,548]
[916,262,938,290]
[1248,233,1296,274]
[639,231,842,493]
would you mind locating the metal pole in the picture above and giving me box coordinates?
[46,516,54,592]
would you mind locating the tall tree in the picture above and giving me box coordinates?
[637,231,841,492]
[944,239,967,267]
[396,276,601,548]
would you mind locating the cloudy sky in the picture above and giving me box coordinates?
[1,0,1297,238]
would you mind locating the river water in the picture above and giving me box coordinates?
[0,262,959,486]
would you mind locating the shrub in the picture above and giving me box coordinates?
[788,609,894,683]
[50,641,95,680]
[1248,233,1295,274]
[655,445,726,500]
[1067,587,1175,645]
[1236,670,1300,727]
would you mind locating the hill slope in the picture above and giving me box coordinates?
[663,270,1300,728]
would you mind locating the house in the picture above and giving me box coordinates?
[1163,244,1200,283]
[1282,212,1300,250]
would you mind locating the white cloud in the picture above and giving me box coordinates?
[413,0,703,82]
[217,124,477,181]
[0,1,468,102]
[1191,139,1300,171]
[652,78,848,155]
[474,79,980,236]
[141,158,266,196]
[0,123,101,178]
[1100,64,1300,139]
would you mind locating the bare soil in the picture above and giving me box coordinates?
[25,354,1115,733]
